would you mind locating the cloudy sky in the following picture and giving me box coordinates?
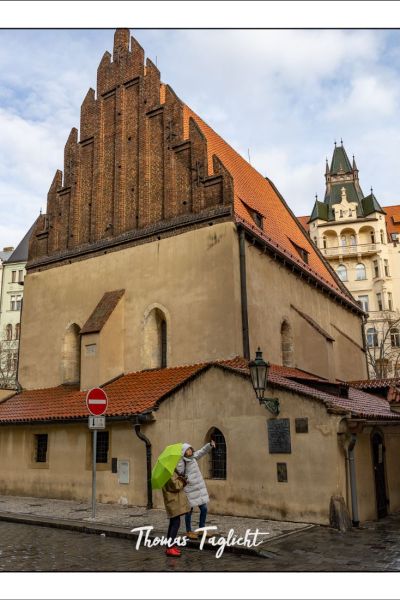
[1,27,400,248]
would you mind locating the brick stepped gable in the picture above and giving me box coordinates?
[28,29,233,264]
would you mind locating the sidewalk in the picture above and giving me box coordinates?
[0,494,313,557]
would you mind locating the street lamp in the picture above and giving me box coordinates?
[249,347,279,415]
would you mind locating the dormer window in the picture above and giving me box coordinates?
[251,210,263,229]
[290,240,309,264]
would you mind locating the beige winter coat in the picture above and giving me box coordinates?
[162,471,190,518]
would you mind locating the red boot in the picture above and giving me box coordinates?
[165,546,181,557]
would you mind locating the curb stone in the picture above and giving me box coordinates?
[0,511,313,558]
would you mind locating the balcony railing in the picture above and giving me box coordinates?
[321,242,380,257]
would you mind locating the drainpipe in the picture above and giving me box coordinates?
[15,283,24,393]
[361,314,370,378]
[134,419,153,509]
[238,227,250,360]
[347,433,360,527]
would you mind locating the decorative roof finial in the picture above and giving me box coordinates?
[340,138,343,146]
[371,186,373,194]
[315,193,318,202]
[40,207,42,216]
[334,140,337,148]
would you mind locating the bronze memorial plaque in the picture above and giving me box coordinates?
[295,417,309,433]
[267,418,291,454]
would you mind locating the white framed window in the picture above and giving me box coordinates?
[336,264,348,281]
[388,292,393,311]
[391,328,400,348]
[376,292,383,311]
[384,260,390,277]
[367,327,378,347]
[358,295,369,312]
[355,263,366,281]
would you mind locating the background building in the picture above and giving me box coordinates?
[0,223,36,388]
[299,143,400,379]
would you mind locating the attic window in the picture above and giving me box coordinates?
[290,240,309,264]
[251,210,263,229]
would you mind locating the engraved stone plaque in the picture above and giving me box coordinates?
[277,462,288,482]
[295,418,309,434]
[267,419,291,454]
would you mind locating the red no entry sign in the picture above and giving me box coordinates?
[86,387,108,416]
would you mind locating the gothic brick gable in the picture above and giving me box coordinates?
[28,29,233,264]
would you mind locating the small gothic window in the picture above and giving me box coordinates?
[208,428,226,480]
[355,263,366,281]
[161,318,167,368]
[336,264,347,281]
[143,307,168,369]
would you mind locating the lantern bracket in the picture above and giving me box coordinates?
[259,397,280,415]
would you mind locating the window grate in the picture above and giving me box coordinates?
[96,431,109,463]
[210,428,226,479]
[35,434,48,463]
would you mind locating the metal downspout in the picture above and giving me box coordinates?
[361,315,370,378]
[348,433,360,527]
[238,227,250,360]
[134,423,153,509]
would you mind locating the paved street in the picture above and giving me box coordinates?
[1,515,400,571]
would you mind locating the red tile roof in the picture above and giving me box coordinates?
[350,378,400,390]
[383,204,400,239]
[81,290,125,334]
[182,106,358,310]
[0,358,398,424]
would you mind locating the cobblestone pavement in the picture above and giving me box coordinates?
[1,514,400,571]
[0,494,308,541]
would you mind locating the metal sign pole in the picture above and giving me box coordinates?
[92,429,97,519]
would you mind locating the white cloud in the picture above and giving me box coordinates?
[0,28,400,245]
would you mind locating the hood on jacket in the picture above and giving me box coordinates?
[182,442,194,457]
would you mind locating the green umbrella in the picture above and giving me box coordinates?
[151,443,184,489]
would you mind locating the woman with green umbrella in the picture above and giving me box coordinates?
[152,443,189,557]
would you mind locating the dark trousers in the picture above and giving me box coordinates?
[167,515,181,545]
[185,504,208,531]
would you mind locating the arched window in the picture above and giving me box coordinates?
[207,428,227,480]
[5,324,12,341]
[323,236,327,249]
[350,235,356,246]
[142,307,168,369]
[370,231,376,244]
[367,327,379,348]
[61,323,81,384]
[15,323,20,340]
[391,328,400,348]
[341,236,346,247]
[336,264,348,281]
[281,321,294,367]
[355,263,366,281]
